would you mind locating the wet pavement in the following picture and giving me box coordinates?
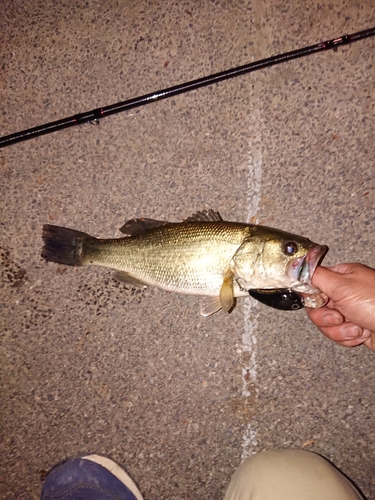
[1,1,374,498]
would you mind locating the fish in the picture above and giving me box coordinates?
[41,210,328,316]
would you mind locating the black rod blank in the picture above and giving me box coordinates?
[1,26,374,149]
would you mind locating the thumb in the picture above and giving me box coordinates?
[311,266,346,295]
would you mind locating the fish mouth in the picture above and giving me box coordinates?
[288,245,328,286]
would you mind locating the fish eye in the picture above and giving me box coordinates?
[282,241,299,256]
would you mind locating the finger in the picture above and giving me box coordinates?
[336,338,370,348]
[306,306,344,328]
[363,331,375,352]
[335,329,372,348]
[312,264,353,297]
[325,263,356,274]
[317,322,368,345]
[311,266,341,294]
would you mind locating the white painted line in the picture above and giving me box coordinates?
[241,299,259,460]
[245,128,262,224]
[241,112,262,461]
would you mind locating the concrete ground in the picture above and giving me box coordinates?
[1,1,374,498]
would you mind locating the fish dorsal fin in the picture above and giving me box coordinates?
[120,211,222,234]
[219,268,235,313]
[200,296,222,317]
[119,218,167,236]
[113,271,148,288]
[183,210,223,223]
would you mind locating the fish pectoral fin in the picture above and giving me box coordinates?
[183,209,223,223]
[119,218,168,236]
[113,271,148,288]
[219,269,235,313]
[200,297,222,317]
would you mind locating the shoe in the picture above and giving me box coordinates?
[41,454,144,500]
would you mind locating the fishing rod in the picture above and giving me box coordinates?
[1,26,374,149]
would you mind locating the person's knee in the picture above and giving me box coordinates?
[233,449,318,478]
[224,449,364,500]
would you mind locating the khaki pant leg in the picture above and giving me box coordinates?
[224,449,364,500]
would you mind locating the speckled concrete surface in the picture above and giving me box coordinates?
[1,1,374,499]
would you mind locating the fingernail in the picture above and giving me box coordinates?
[323,313,342,326]
[342,324,361,339]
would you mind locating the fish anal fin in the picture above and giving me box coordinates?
[113,271,148,288]
[119,218,167,236]
[220,269,235,313]
[183,210,223,223]
[200,296,222,317]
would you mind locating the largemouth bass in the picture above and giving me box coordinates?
[41,210,328,316]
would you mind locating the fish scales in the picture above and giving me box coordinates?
[83,222,252,296]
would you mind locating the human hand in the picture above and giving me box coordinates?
[306,263,375,351]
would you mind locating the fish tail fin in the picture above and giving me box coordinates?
[41,224,94,266]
